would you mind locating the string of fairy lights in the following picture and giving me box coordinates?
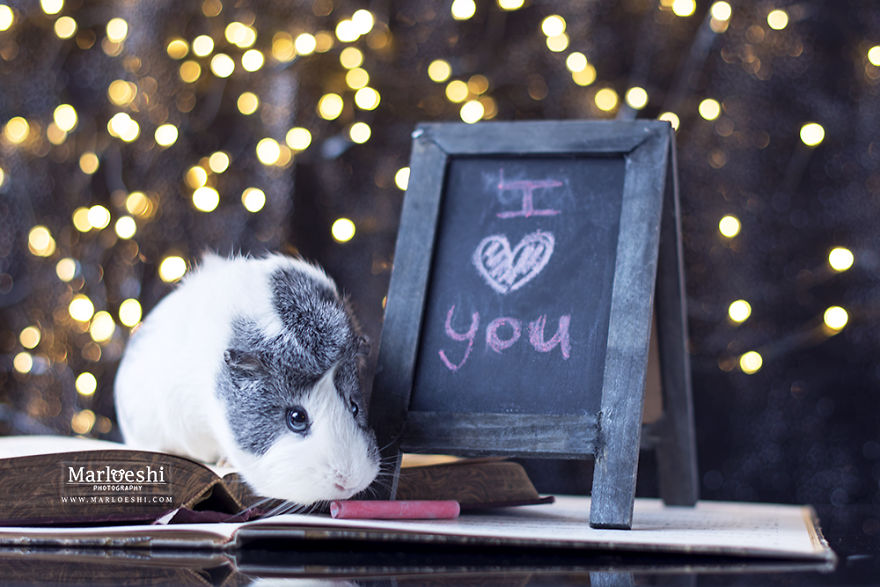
[0,0,877,437]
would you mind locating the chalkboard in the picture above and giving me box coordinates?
[369,121,698,529]
[411,156,624,418]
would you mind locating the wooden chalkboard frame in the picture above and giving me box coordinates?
[369,120,698,529]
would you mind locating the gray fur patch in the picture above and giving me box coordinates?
[215,263,368,455]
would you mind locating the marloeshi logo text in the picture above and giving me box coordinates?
[66,465,166,485]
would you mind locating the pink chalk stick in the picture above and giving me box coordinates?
[329,500,460,520]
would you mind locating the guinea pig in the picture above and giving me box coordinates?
[114,253,380,506]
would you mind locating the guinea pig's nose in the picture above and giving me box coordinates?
[333,472,349,492]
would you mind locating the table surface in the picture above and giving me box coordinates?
[0,503,877,585]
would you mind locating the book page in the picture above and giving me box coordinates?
[0,496,834,563]
[238,496,834,561]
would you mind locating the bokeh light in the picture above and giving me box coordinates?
[658,111,680,130]
[739,351,763,374]
[210,53,235,78]
[118,298,143,327]
[54,16,76,39]
[158,256,187,282]
[331,218,356,242]
[75,372,97,396]
[451,0,476,20]
[566,52,588,73]
[68,294,95,322]
[828,247,854,272]
[208,151,230,173]
[192,34,214,57]
[728,300,752,323]
[823,306,848,331]
[672,0,696,17]
[285,127,312,150]
[541,15,565,37]
[71,409,96,435]
[354,87,380,110]
[767,9,789,30]
[40,0,64,14]
[710,1,732,21]
[719,215,741,238]
[13,352,33,374]
[53,104,77,132]
[89,311,116,343]
[166,38,188,59]
[114,216,136,239]
[192,186,220,212]
[105,17,128,43]
[237,91,260,115]
[349,121,371,143]
[4,116,30,144]
[79,152,99,174]
[87,205,111,230]
[28,225,56,257]
[395,167,410,190]
[594,88,619,112]
[19,326,41,349]
[241,49,265,72]
[428,59,452,82]
[55,258,78,282]
[0,4,14,31]
[256,137,281,165]
[294,32,317,55]
[318,93,344,119]
[460,99,484,123]
[154,123,179,147]
[241,187,266,212]
[625,87,648,110]
[699,98,721,121]
[800,122,825,147]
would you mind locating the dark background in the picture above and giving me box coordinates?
[0,0,878,531]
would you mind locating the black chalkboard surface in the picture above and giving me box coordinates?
[369,121,698,529]
[411,157,624,418]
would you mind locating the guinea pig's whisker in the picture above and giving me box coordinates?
[263,500,300,518]
[377,439,398,453]
[226,496,275,521]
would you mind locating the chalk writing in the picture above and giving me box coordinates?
[472,231,555,295]
[486,317,522,353]
[529,314,571,359]
[438,305,572,371]
[438,305,480,372]
[496,168,562,218]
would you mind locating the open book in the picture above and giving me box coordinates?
[0,436,834,566]
[0,436,549,525]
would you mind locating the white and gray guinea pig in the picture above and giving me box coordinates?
[114,253,380,505]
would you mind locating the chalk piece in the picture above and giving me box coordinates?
[330,500,460,520]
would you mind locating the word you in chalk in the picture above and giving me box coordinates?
[439,305,571,372]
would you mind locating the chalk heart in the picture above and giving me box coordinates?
[472,230,555,295]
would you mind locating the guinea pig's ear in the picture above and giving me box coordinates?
[223,348,265,378]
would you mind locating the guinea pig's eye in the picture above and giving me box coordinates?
[349,399,359,418]
[286,406,310,434]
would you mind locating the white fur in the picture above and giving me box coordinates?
[231,367,379,504]
[114,253,378,504]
